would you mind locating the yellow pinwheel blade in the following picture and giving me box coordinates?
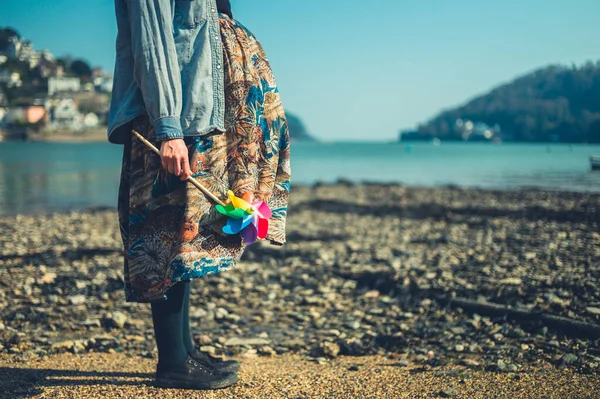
[227,190,253,214]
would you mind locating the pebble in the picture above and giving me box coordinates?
[586,307,600,316]
[258,346,276,356]
[68,295,86,305]
[562,354,578,365]
[105,311,128,329]
[439,388,458,397]
[198,335,212,345]
[320,342,341,358]
[224,337,270,347]
[199,345,216,354]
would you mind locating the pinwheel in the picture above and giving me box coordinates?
[132,129,270,245]
[216,190,272,245]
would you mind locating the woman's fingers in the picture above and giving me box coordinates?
[174,157,182,176]
[160,139,189,177]
[180,157,193,181]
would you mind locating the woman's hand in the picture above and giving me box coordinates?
[160,138,193,181]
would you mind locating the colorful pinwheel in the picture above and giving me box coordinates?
[216,190,271,245]
[130,130,271,245]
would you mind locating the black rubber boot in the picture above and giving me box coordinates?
[190,350,241,373]
[155,355,239,390]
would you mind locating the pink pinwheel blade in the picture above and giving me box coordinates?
[252,201,272,219]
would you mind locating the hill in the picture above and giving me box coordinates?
[411,61,600,143]
[286,112,315,141]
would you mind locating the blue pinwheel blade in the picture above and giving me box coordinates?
[222,213,254,235]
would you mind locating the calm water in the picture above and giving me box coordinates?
[0,141,599,216]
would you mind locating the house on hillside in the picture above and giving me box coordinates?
[2,104,46,126]
[48,77,81,96]
[454,118,501,141]
[49,98,82,130]
[0,70,22,88]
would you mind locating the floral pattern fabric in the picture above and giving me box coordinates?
[117,15,291,303]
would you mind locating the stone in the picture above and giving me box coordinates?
[200,345,216,354]
[51,341,75,351]
[198,335,212,345]
[499,277,522,285]
[320,341,340,358]
[258,346,276,356]
[280,339,305,349]
[81,319,101,328]
[586,307,600,316]
[348,365,359,371]
[363,290,380,299]
[224,337,270,347]
[345,320,361,330]
[41,272,57,284]
[455,344,465,352]
[562,354,578,365]
[68,295,86,305]
[105,311,128,329]
[394,360,409,367]
[439,388,457,397]
[191,308,208,319]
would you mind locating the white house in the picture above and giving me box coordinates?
[48,77,81,96]
[50,98,82,130]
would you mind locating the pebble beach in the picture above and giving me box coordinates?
[0,183,599,397]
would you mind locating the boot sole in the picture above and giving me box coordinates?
[155,372,239,390]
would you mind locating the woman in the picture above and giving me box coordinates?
[108,0,291,390]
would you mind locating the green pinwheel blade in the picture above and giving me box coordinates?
[216,203,235,215]
[227,208,247,219]
[216,203,247,219]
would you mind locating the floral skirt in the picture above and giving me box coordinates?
[117,15,291,303]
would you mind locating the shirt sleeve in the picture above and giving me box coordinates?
[126,0,184,141]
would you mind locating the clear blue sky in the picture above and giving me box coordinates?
[1,0,598,141]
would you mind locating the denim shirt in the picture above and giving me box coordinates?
[107,0,225,144]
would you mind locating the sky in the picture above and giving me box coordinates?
[0,0,599,142]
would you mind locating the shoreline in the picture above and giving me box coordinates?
[2,183,600,218]
[1,184,599,379]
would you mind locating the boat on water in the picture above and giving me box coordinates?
[591,156,600,170]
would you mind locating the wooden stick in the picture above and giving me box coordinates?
[132,129,227,207]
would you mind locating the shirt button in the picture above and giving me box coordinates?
[216,64,221,69]
[211,8,216,12]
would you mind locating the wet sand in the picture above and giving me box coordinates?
[0,352,598,399]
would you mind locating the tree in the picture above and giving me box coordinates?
[0,27,20,52]
[70,59,92,80]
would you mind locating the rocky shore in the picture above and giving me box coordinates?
[1,184,599,377]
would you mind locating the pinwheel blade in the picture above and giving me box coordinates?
[256,216,269,239]
[252,201,272,219]
[222,214,253,234]
[241,225,258,245]
[228,190,252,212]
[216,203,235,216]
